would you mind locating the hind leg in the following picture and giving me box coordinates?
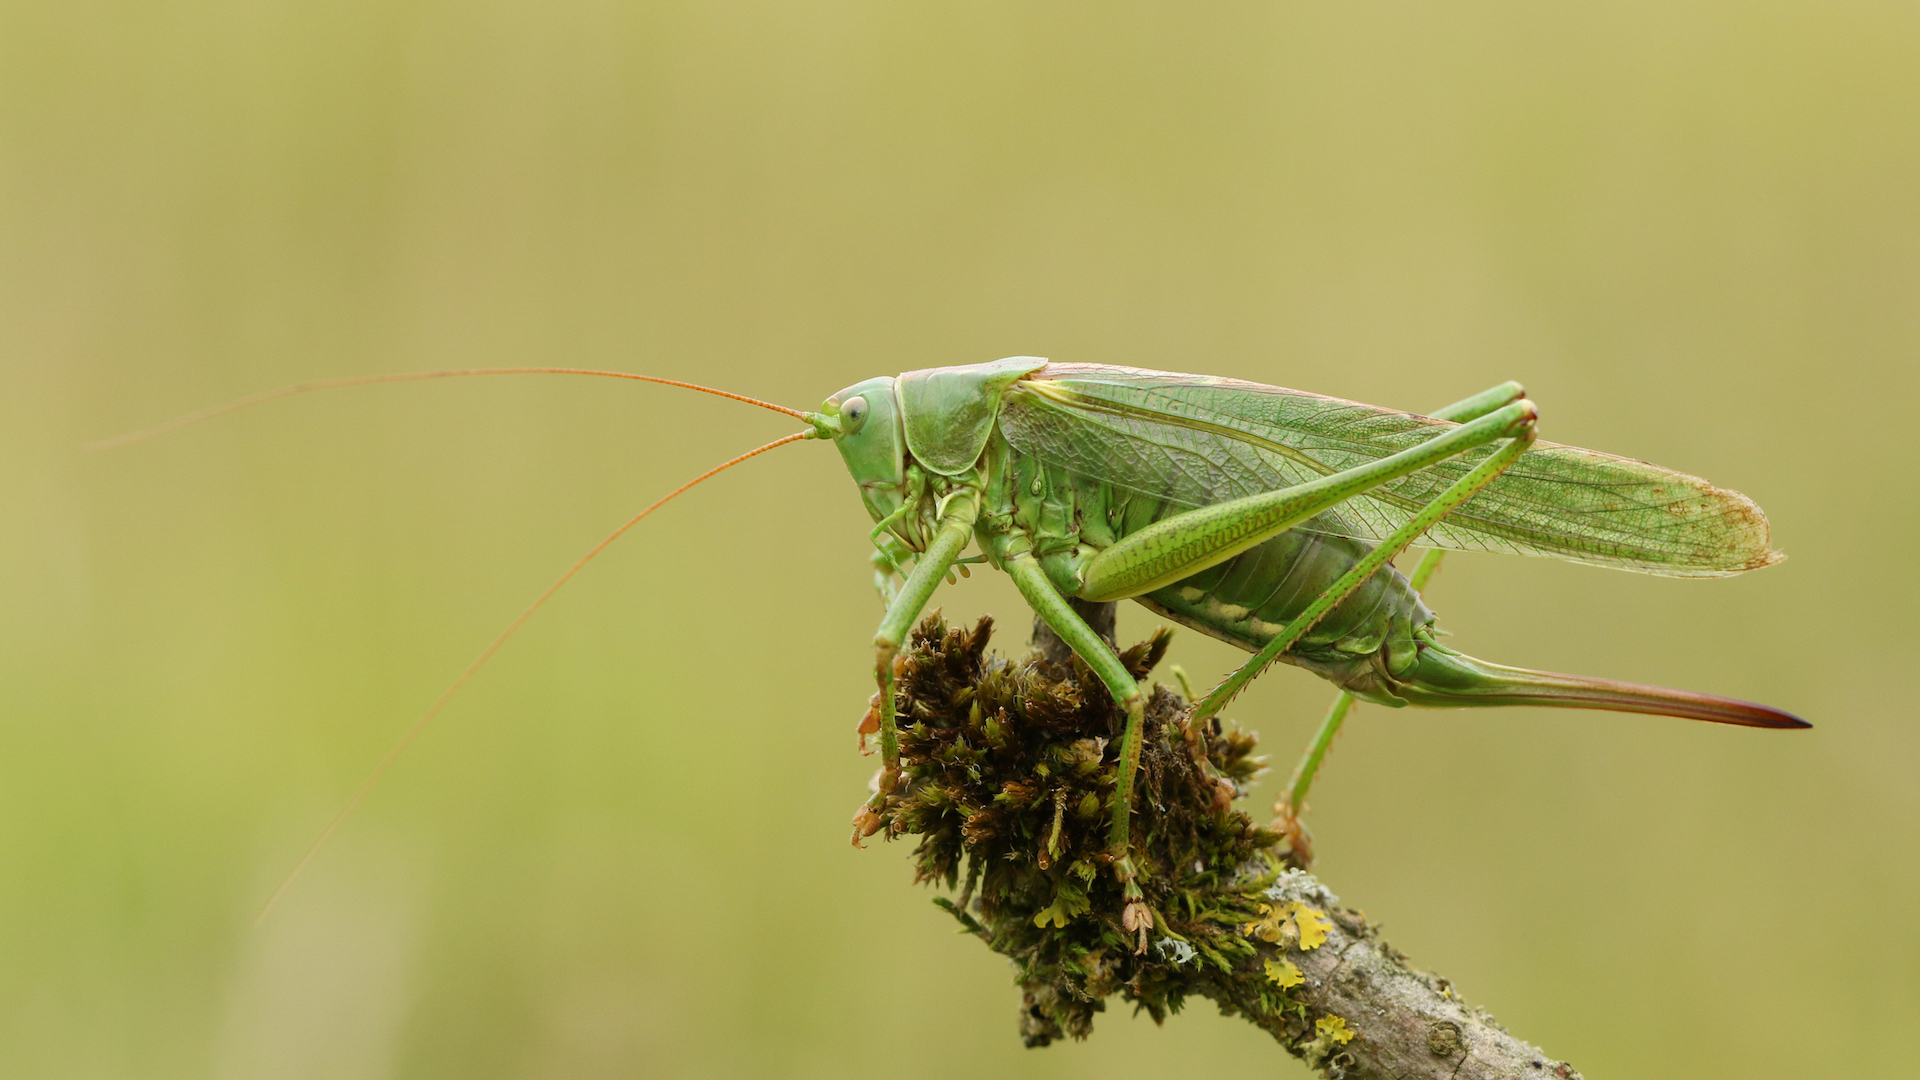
[1189,413,1537,726]
[1273,548,1446,867]
[1268,385,1527,864]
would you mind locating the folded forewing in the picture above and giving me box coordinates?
[999,364,1780,577]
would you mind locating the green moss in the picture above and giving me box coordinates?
[878,613,1310,1047]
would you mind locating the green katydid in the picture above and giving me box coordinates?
[95,357,1805,926]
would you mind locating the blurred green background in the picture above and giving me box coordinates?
[3,1,1916,1076]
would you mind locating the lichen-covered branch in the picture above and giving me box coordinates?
[1219,869,1583,1079]
[865,612,1583,1080]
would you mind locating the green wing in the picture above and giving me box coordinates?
[999,364,1780,577]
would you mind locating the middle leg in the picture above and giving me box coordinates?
[998,551,1159,951]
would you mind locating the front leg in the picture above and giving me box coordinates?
[868,534,914,607]
[851,492,978,845]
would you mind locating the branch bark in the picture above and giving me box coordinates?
[1221,868,1583,1079]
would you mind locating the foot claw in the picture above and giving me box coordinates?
[855,694,881,754]
[849,804,884,848]
[1274,803,1314,870]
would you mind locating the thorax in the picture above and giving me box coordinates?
[973,434,1182,595]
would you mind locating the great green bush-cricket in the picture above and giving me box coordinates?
[97,357,1805,925]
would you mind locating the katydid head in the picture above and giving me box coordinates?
[820,376,910,531]
[818,358,1051,543]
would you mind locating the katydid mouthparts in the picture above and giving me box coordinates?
[93,358,1806,923]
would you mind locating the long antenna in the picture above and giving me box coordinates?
[87,367,809,451]
[254,429,812,924]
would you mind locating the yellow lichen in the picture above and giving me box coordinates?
[1292,904,1332,950]
[1242,902,1288,943]
[1317,1015,1355,1044]
[1242,901,1333,951]
[1264,958,1304,989]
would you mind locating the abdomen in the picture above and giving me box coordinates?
[1135,531,1435,706]
[997,438,1436,704]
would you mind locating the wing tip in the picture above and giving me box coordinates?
[1711,545,1785,576]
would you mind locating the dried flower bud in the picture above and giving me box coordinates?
[1122,901,1154,954]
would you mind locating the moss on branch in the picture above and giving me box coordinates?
[867,613,1583,1080]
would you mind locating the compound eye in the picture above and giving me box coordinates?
[840,395,869,435]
